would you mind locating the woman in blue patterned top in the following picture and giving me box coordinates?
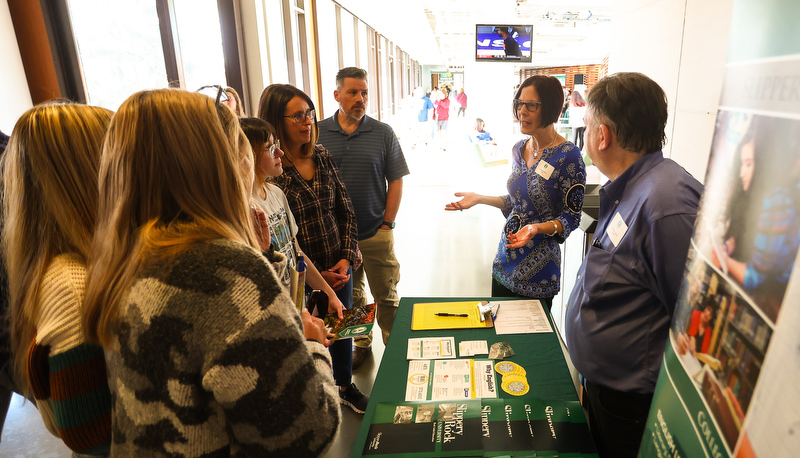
[446,75,586,310]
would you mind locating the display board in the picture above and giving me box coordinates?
[640,0,800,456]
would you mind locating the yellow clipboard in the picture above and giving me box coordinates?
[411,301,493,330]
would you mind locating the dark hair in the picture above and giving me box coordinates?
[513,75,564,127]
[726,115,800,258]
[239,117,277,186]
[256,84,317,165]
[240,117,274,148]
[587,72,667,154]
[336,67,368,90]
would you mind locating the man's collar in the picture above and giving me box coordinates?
[602,150,665,200]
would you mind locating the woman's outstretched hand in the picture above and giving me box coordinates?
[445,192,480,211]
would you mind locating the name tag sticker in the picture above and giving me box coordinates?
[607,212,628,247]
[535,161,554,180]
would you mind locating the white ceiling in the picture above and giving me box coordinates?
[335,0,612,69]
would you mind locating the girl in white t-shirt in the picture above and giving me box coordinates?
[240,117,344,316]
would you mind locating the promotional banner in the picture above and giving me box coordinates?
[640,1,800,456]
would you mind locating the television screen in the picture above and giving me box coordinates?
[476,25,532,63]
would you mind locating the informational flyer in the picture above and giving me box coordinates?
[640,1,800,456]
[405,359,497,402]
[458,340,489,357]
[493,300,553,335]
[406,337,456,360]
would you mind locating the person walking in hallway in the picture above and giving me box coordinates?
[318,67,410,369]
[456,88,468,117]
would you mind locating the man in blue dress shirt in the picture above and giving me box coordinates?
[565,72,703,458]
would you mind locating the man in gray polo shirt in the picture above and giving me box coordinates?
[318,67,410,368]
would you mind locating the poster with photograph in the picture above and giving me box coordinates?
[640,0,800,457]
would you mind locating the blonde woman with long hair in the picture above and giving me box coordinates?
[3,102,112,454]
[82,89,340,457]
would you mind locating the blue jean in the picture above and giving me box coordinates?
[329,267,353,386]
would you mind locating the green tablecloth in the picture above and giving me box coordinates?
[351,297,584,457]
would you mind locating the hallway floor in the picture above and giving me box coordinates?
[0,117,514,457]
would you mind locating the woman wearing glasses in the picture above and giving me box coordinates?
[257,85,368,413]
[83,90,340,456]
[239,116,345,316]
[445,75,586,311]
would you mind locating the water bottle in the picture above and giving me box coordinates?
[294,255,307,311]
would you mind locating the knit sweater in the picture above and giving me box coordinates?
[28,254,112,455]
[106,239,340,457]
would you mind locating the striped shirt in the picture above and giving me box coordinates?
[318,112,410,240]
[29,254,111,455]
[271,145,359,271]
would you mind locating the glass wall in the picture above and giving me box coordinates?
[60,0,421,123]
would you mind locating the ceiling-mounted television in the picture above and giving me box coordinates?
[475,24,532,63]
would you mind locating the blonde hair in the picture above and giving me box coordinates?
[257,84,318,167]
[216,102,254,190]
[83,89,257,346]
[3,102,112,394]
[224,87,245,116]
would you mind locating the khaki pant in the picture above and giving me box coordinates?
[353,229,400,347]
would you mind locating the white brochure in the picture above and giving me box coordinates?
[406,337,457,360]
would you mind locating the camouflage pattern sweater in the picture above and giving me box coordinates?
[106,240,340,457]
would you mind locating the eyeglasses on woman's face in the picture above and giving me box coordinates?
[284,109,316,123]
[513,99,541,113]
[196,85,230,106]
[266,139,281,159]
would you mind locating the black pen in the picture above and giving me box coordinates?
[435,313,469,317]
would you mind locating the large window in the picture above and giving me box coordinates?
[264,0,289,84]
[338,9,356,68]
[62,0,234,110]
[316,0,339,118]
[67,0,168,110]
[172,0,227,91]
[286,0,309,92]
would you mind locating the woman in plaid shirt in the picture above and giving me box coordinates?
[257,84,369,414]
